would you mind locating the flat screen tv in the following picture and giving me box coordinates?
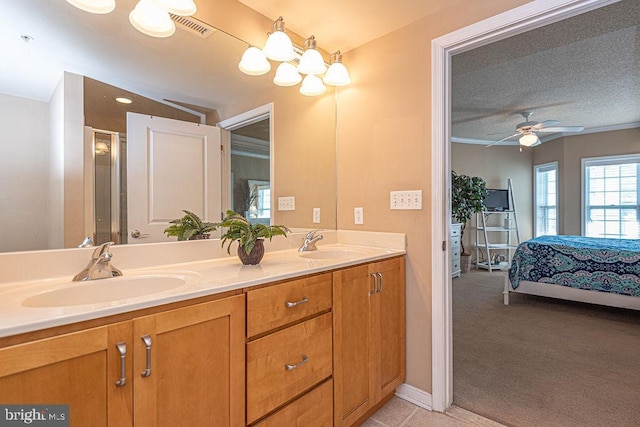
[483,189,510,211]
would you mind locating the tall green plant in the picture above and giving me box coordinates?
[451,171,488,254]
[218,210,289,254]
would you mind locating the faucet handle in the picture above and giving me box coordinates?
[92,241,115,259]
[304,229,322,239]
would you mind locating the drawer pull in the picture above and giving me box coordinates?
[141,335,152,378]
[115,342,127,387]
[377,272,384,293]
[285,355,309,371]
[370,273,378,295]
[285,296,309,308]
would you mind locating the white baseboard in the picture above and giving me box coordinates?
[395,383,433,411]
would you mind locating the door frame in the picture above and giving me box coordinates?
[430,0,621,412]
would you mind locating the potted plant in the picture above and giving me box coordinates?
[164,210,218,241]
[218,210,289,265]
[451,171,488,273]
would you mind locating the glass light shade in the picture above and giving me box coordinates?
[66,0,115,14]
[238,47,271,76]
[262,31,295,62]
[519,133,538,146]
[298,48,327,75]
[95,141,110,154]
[150,0,196,16]
[129,0,176,38]
[299,74,326,96]
[324,62,351,86]
[273,62,302,86]
[115,97,133,104]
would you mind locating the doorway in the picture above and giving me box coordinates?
[430,0,619,412]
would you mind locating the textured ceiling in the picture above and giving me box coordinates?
[451,0,640,146]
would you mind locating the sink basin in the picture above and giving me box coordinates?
[299,249,363,260]
[23,275,187,307]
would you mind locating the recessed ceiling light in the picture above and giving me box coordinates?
[116,97,133,104]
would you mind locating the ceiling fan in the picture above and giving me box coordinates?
[485,112,585,148]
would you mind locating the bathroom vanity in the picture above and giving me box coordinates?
[0,231,405,426]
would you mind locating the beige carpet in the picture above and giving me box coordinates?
[452,269,640,427]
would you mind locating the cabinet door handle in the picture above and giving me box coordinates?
[285,296,309,308]
[376,272,384,293]
[115,342,127,387]
[285,354,308,371]
[141,335,152,378]
[370,273,378,295]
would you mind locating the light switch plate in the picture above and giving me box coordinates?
[278,196,295,211]
[313,208,321,223]
[390,190,422,210]
[354,207,364,224]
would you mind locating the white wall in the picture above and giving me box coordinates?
[0,93,50,252]
[48,77,65,249]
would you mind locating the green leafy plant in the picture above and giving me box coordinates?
[218,210,289,254]
[451,171,488,254]
[164,210,218,241]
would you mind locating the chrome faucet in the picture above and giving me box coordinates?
[73,242,123,281]
[298,230,324,252]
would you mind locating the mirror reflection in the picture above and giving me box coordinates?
[0,0,337,253]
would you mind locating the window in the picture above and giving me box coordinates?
[248,180,271,223]
[534,162,558,237]
[582,154,640,239]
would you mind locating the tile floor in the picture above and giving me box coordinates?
[363,397,505,427]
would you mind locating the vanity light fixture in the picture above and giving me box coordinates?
[129,0,176,38]
[95,141,110,155]
[150,0,196,16]
[299,74,326,96]
[519,133,538,147]
[238,46,271,76]
[115,97,133,104]
[323,51,351,86]
[262,17,296,62]
[273,62,302,86]
[297,36,327,75]
[65,0,115,14]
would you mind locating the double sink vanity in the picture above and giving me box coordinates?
[0,230,406,426]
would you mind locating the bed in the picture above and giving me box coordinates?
[504,235,640,310]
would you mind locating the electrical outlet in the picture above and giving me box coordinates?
[278,196,295,211]
[313,208,321,224]
[390,190,423,210]
[354,207,364,224]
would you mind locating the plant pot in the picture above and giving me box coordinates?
[237,239,265,265]
[189,234,210,240]
[460,254,472,274]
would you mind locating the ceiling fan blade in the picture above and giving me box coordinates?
[537,126,585,133]
[485,133,520,148]
[537,119,560,128]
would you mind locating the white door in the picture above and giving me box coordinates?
[127,113,221,243]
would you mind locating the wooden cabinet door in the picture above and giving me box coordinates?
[132,295,245,427]
[333,264,375,426]
[0,322,133,427]
[371,257,406,401]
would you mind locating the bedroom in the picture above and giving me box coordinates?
[449,1,640,425]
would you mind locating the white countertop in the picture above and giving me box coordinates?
[0,242,405,338]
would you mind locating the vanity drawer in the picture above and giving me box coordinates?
[253,379,333,427]
[246,313,333,424]
[247,273,332,338]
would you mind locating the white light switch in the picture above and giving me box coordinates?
[354,207,364,224]
[278,196,295,211]
[313,208,321,224]
[390,190,422,210]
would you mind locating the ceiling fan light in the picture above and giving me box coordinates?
[129,0,176,38]
[238,47,271,76]
[323,51,350,86]
[274,62,302,86]
[519,133,538,147]
[262,17,295,62]
[65,0,115,14]
[150,0,197,16]
[299,74,326,96]
[297,36,327,75]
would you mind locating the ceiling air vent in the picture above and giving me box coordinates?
[170,14,216,39]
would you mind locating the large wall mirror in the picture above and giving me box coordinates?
[0,0,337,253]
